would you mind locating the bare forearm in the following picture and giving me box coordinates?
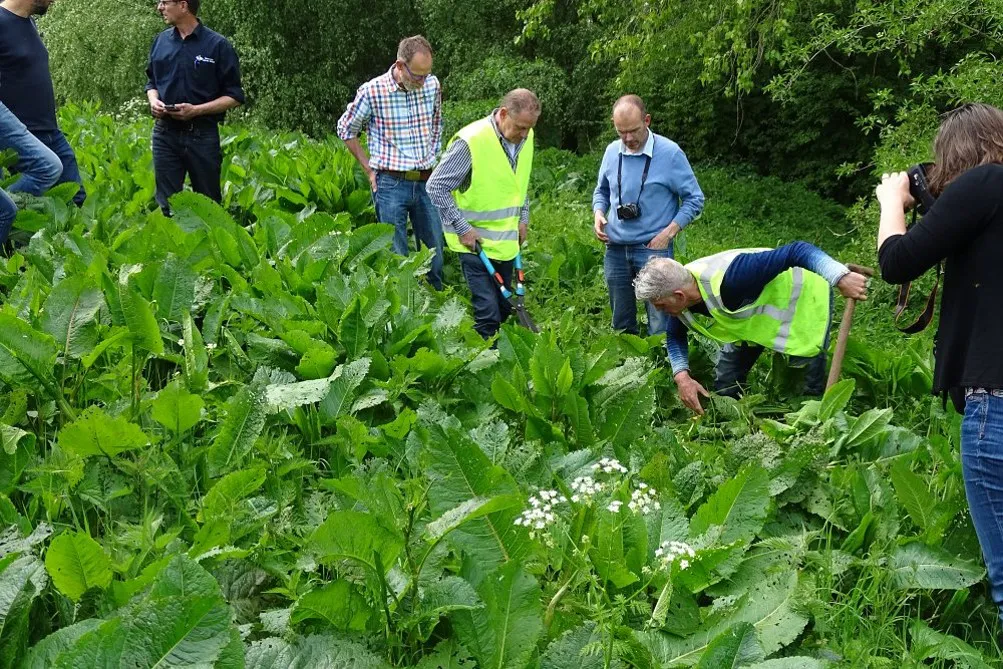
[877,201,907,252]
[147,89,160,104]
[195,96,241,117]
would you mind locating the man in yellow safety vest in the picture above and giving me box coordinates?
[426,89,540,338]
[633,242,869,414]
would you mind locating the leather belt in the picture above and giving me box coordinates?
[380,169,433,182]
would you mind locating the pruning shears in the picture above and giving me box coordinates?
[474,242,540,333]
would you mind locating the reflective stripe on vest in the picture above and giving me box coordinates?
[681,248,830,357]
[443,117,533,261]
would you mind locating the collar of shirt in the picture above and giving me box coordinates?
[619,128,654,157]
[172,20,202,41]
[381,64,437,96]
[488,108,525,163]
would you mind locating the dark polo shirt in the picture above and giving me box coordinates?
[0,8,58,134]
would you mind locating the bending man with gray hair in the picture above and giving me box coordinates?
[634,242,869,413]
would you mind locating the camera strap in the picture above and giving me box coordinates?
[617,152,652,205]
[894,209,942,334]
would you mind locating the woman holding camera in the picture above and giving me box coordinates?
[877,102,1003,624]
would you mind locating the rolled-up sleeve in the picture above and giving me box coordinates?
[217,40,244,104]
[427,139,473,235]
[336,84,373,142]
[669,149,704,228]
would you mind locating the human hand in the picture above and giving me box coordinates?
[876,172,914,210]
[647,222,680,250]
[367,168,378,192]
[837,271,868,301]
[675,371,710,415]
[460,229,480,252]
[593,210,609,243]
[150,99,167,119]
[519,222,528,246]
[166,102,200,122]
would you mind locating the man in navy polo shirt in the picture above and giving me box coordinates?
[146,0,243,216]
[0,0,87,206]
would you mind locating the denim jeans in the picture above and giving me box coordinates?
[459,252,513,339]
[0,103,62,196]
[373,172,444,291]
[604,243,672,336]
[961,388,1003,626]
[31,129,86,206]
[152,121,222,216]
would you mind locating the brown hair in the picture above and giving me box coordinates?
[500,89,541,116]
[928,103,1003,195]
[397,36,433,63]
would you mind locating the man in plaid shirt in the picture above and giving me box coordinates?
[337,35,445,290]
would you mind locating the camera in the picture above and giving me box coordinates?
[907,163,937,215]
[616,202,641,220]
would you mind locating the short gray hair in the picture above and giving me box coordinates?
[633,258,694,301]
[613,94,647,117]
[500,88,541,116]
[398,36,433,63]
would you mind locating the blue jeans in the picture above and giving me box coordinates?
[152,121,222,216]
[0,103,62,197]
[604,243,672,336]
[961,388,1003,626]
[459,252,512,340]
[31,129,85,206]
[373,172,444,291]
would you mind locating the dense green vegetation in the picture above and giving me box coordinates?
[0,106,996,667]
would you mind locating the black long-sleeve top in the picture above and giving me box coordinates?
[878,163,1003,410]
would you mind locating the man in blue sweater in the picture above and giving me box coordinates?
[593,95,705,338]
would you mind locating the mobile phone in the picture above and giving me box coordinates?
[164,104,178,112]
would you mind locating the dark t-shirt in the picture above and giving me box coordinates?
[0,8,57,134]
[879,163,1003,410]
[145,22,244,124]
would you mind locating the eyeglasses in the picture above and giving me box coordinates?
[156,0,181,6]
[401,61,430,83]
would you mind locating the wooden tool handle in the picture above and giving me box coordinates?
[847,263,875,277]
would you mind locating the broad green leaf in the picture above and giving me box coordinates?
[149,553,223,600]
[452,561,543,669]
[207,384,267,477]
[0,423,33,456]
[81,328,128,370]
[695,623,764,668]
[745,660,828,669]
[319,358,370,425]
[309,510,403,574]
[342,223,394,269]
[21,619,103,669]
[0,314,58,388]
[338,297,368,360]
[839,407,893,452]
[151,380,205,434]
[420,414,529,577]
[540,623,605,669]
[0,554,47,667]
[181,310,209,392]
[491,374,526,413]
[591,510,638,588]
[290,580,372,631]
[245,633,392,669]
[296,343,337,380]
[199,466,267,522]
[562,392,594,446]
[889,543,984,590]
[690,466,770,545]
[264,374,339,414]
[39,276,105,360]
[118,270,164,355]
[58,406,149,458]
[424,495,522,542]
[153,255,197,321]
[910,619,992,669]
[44,532,112,602]
[119,595,235,667]
[890,460,936,532]
[819,378,854,422]
[595,370,655,447]
[411,576,482,621]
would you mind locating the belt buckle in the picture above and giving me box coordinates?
[404,169,421,181]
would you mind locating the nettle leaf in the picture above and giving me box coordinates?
[695,622,765,668]
[39,275,105,360]
[889,543,984,590]
[151,379,205,434]
[246,633,392,669]
[690,465,770,545]
[452,561,543,669]
[207,383,267,477]
[153,255,197,322]
[0,314,58,388]
[44,531,112,602]
[309,510,403,574]
[58,406,150,459]
[290,580,373,631]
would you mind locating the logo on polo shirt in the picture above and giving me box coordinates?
[194,55,216,67]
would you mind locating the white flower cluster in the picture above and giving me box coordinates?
[628,482,661,515]
[570,475,605,504]
[655,540,696,571]
[592,457,628,475]
[513,489,568,540]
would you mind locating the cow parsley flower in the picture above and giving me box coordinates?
[570,475,605,503]
[628,482,661,516]
[655,540,696,571]
[592,457,628,475]
[513,489,567,544]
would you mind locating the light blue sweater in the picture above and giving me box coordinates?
[592,132,705,245]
